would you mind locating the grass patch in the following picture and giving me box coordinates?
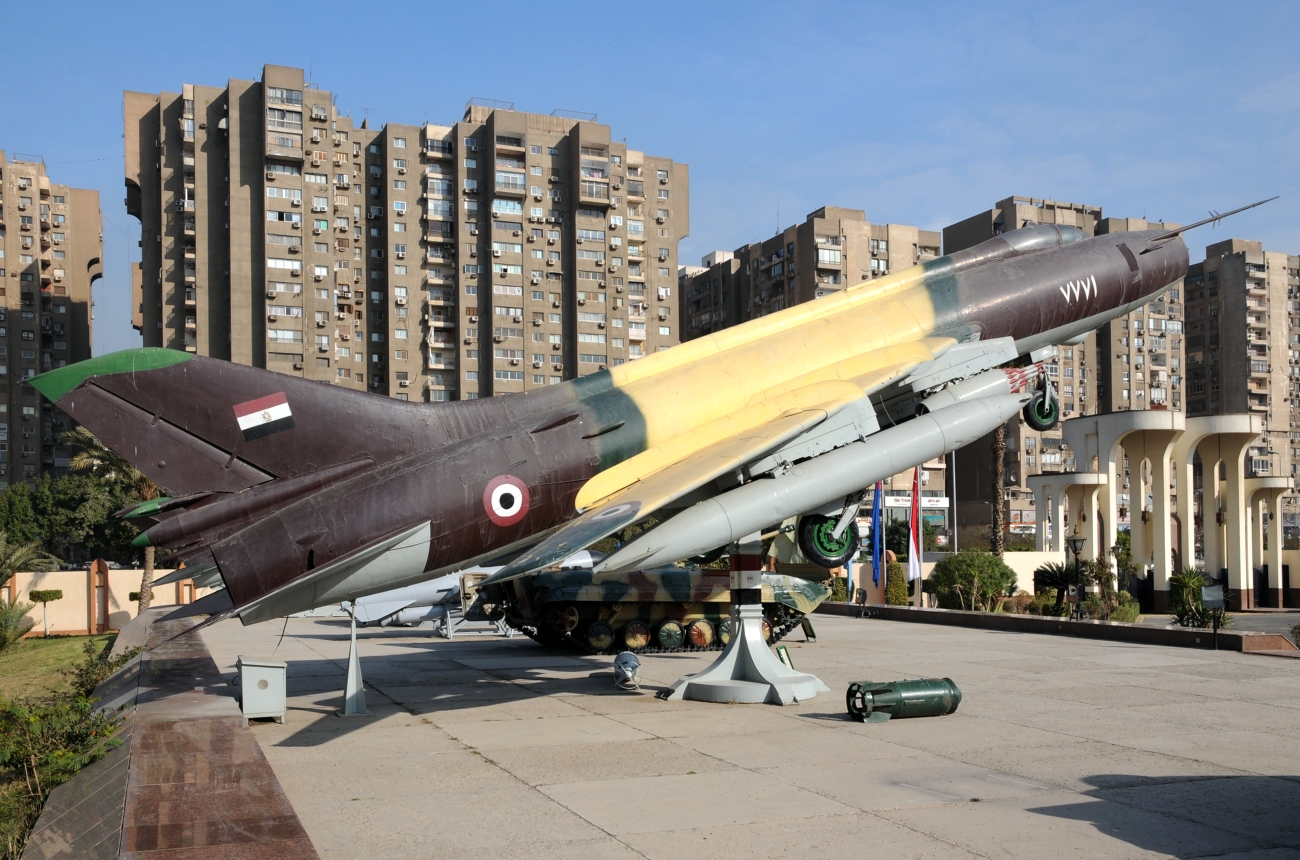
[0,635,116,701]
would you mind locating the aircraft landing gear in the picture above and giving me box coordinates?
[797,514,861,568]
[1023,384,1060,432]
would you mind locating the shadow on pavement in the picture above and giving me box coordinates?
[1029,774,1300,857]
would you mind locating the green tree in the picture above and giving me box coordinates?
[0,533,59,594]
[884,561,910,605]
[63,428,162,613]
[925,550,1017,612]
[27,591,62,639]
[885,517,937,559]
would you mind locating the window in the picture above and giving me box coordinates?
[393,180,406,190]
[494,370,524,380]
[267,87,303,106]
[393,201,407,214]
[268,329,303,343]
[579,354,606,364]
[493,200,523,215]
[266,107,303,130]
[658,326,671,336]
[267,187,302,200]
[267,258,302,271]
[817,248,842,265]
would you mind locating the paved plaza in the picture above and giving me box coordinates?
[201,614,1300,860]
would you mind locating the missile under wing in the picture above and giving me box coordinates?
[29,202,1269,628]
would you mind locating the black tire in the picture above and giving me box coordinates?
[1023,389,1060,431]
[688,546,727,565]
[797,514,860,568]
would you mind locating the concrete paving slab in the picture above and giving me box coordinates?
[194,612,1300,859]
[541,770,855,835]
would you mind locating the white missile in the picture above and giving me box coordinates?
[596,394,1028,574]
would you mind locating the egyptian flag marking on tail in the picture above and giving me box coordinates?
[233,392,295,441]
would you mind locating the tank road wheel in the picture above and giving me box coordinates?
[655,619,685,650]
[545,603,581,635]
[797,514,860,568]
[1023,389,1060,432]
[585,621,615,653]
[761,618,773,642]
[621,621,651,651]
[686,619,715,648]
[717,618,736,646]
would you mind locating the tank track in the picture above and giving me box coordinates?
[510,612,806,656]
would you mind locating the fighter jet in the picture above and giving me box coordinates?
[30,200,1271,629]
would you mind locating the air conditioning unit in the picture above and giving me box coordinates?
[512,230,521,237]
[578,297,587,306]
[509,359,520,366]
[598,322,606,329]
[552,300,561,308]
[470,227,478,235]
[313,227,322,234]
[398,167,406,174]
[289,245,301,253]
[314,274,324,281]
[492,249,501,257]
[311,134,322,143]
[547,238,557,245]
[546,260,554,266]
[313,205,327,213]
[615,285,624,292]
[399,379,410,387]
[613,183,622,190]
[311,159,321,167]
[531,277,541,285]
[493,335,504,343]
[337,312,348,320]
[532,318,542,326]
[291,199,302,207]
[656,216,665,224]
[293,362,304,370]
[534,194,543,201]
[318,345,330,352]
[470,249,477,257]
[395,297,408,306]
[265,290,278,299]
[546,217,556,224]
[552,343,562,351]
[397,251,406,259]
[469,315,478,323]
[608,266,617,272]
[533,360,542,368]
[340,333,351,341]
[268,314,278,322]
[464,337,474,344]
[527,235,536,243]
[266,172,276,180]
[659,177,668,184]
[547,176,558,183]
[513,315,524,323]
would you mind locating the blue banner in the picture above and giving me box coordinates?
[871,481,883,587]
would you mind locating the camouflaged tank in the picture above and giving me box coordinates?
[481,565,831,654]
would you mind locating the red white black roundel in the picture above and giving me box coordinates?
[483,475,530,527]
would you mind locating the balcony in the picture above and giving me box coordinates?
[578,181,610,206]
[424,141,454,159]
[495,177,527,197]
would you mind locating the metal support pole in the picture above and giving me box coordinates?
[339,613,369,717]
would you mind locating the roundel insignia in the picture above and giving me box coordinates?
[484,475,530,527]
[592,501,640,522]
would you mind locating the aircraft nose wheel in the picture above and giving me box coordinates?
[1023,388,1060,431]
[797,514,860,568]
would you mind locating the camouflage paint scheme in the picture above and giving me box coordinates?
[487,567,830,653]
[29,222,1191,625]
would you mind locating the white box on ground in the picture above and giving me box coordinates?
[234,655,287,723]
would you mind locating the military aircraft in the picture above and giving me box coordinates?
[30,199,1271,630]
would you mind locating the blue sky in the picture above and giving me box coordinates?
[3,1,1297,355]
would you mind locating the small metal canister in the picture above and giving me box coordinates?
[846,678,961,722]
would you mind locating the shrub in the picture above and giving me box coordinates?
[1111,593,1141,624]
[829,577,848,603]
[0,637,139,858]
[1290,622,1300,647]
[884,562,910,605]
[0,602,34,652]
[1168,567,1233,629]
[924,550,1016,612]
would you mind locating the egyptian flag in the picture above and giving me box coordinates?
[907,466,922,582]
[233,392,295,441]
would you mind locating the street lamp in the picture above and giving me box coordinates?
[1067,535,1086,622]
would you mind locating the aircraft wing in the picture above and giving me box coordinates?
[481,359,926,585]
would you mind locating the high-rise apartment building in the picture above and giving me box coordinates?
[125,65,687,401]
[944,197,1184,542]
[0,151,100,488]
[680,206,940,340]
[1185,238,1300,537]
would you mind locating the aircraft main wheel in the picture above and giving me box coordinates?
[761,618,773,642]
[797,514,860,568]
[686,619,715,648]
[621,621,650,651]
[654,619,685,649]
[718,618,736,646]
[1023,389,1060,431]
[586,621,615,653]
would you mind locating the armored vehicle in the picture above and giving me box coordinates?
[475,562,831,654]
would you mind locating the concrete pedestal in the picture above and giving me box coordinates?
[663,603,830,704]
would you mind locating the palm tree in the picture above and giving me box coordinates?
[62,427,162,612]
[0,530,59,592]
[1032,561,1073,612]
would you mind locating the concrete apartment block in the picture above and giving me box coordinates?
[125,65,688,401]
[945,197,1185,543]
[1185,238,1300,538]
[0,151,100,488]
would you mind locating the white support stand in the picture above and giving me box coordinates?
[663,534,830,705]
[338,613,370,717]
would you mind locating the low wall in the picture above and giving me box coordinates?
[816,602,1299,653]
[3,566,211,636]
